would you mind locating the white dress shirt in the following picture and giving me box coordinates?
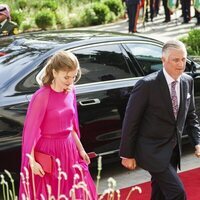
[163,68,180,108]
[0,19,7,28]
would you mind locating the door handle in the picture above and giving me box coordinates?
[79,98,100,106]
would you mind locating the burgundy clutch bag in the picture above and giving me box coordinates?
[34,151,53,174]
[87,152,97,159]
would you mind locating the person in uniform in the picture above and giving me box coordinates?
[0,4,18,36]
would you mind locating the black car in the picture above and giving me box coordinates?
[0,30,200,178]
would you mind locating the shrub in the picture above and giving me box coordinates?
[17,0,27,10]
[69,18,81,27]
[11,10,24,26]
[75,2,115,27]
[81,6,98,26]
[21,22,32,32]
[35,9,55,30]
[102,0,123,17]
[180,29,200,56]
[31,1,42,9]
[108,11,116,22]
[55,12,68,29]
[92,2,110,25]
[42,0,58,12]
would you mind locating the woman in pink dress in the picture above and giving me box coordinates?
[19,51,97,199]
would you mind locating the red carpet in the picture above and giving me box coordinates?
[100,168,200,200]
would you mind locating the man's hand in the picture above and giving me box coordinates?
[195,145,200,158]
[121,158,137,170]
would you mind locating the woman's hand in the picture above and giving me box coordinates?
[30,159,45,177]
[80,150,91,165]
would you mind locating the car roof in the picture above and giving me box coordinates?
[0,30,163,90]
[0,29,163,50]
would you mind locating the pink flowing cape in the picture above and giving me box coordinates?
[19,86,80,197]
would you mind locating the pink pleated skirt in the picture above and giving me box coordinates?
[29,132,97,200]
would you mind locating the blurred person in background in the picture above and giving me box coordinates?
[125,0,141,33]
[145,0,155,22]
[181,0,191,23]
[162,0,171,22]
[195,10,200,25]
[194,2,200,25]
[0,4,18,36]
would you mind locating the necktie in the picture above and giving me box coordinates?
[171,81,178,118]
[171,81,178,147]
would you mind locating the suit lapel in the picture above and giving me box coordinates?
[2,21,9,31]
[158,70,175,120]
[0,23,3,33]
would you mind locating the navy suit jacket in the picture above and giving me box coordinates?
[120,69,200,172]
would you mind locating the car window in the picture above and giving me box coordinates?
[73,44,133,84]
[0,39,54,90]
[17,67,41,93]
[126,43,163,75]
[0,51,40,90]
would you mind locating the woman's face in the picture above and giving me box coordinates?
[53,69,78,92]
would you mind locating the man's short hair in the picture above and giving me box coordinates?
[162,40,187,59]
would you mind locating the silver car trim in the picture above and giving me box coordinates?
[75,77,142,94]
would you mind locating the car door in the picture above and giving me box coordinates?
[184,60,200,120]
[72,43,142,156]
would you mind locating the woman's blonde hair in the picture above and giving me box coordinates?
[41,51,81,86]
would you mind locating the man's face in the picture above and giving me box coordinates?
[0,14,7,23]
[162,48,187,80]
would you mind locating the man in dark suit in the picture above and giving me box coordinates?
[0,4,18,36]
[120,40,200,200]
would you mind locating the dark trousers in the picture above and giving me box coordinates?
[154,0,161,15]
[162,0,171,21]
[127,3,138,32]
[145,0,155,21]
[149,146,186,200]
[195,9,200,24]
[181,0,191,22]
